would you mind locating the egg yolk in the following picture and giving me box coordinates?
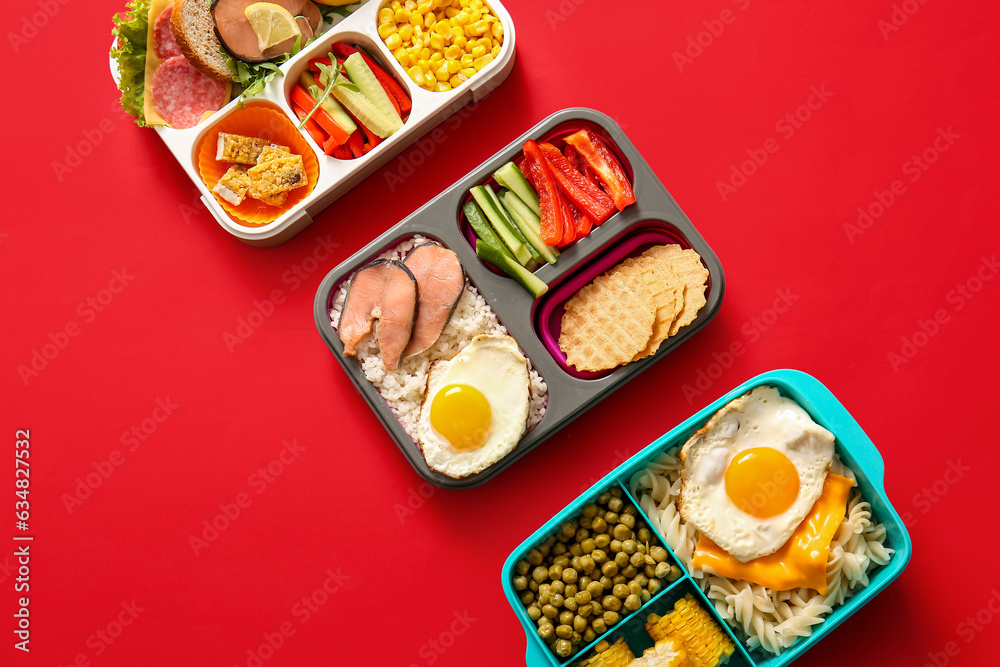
[724,447,800,518]
[430,384,492,451]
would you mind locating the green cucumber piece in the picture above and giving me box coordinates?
[500,190,559,265]
[300,72,357,134]
[476,240,548,298]
[321,70,402,138]
[469,186,531,266]
[494,162,540,216]
[342,53,402,127]
[463,199,513,260]
[482,186,540,262]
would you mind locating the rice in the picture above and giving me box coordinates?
[331,236,549,443]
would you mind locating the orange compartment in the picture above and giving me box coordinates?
[196,103,319,226]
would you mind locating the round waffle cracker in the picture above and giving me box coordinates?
[613,256,684,361]
[560,270,655,372]
[641,245,709,336]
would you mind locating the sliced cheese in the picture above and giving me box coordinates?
[142,0,172,127]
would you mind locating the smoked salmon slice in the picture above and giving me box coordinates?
[338,259,418,371]
[402,243,466,357]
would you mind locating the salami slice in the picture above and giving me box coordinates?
[152,4,183,60]
[150,56,228,129]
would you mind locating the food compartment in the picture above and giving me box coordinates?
[458,119,638,280]
[195,101,320,226]
[375,0,510,94]
[533,220,711,380]
[322,232,551,483]
[507,483,682,663]
[283,32,414,160]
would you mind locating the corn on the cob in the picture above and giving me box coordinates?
[645,595,734,667]
[579,638,635,667]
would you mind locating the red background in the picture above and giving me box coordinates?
[4,0,1000,665]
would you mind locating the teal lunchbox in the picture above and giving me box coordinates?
[502,369,912,667]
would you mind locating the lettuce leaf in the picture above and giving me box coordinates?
[110,0,150,126]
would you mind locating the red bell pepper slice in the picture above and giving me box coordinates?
[347,129,364,158]
[332,143,353,159]
[290,102,326,148]
[563,129,636,211]
[564,144,603,192]
[538,142,615,223]
[290,85,350,147]
[568,201,594,238]
[522,140,564,247]
[556,188,576,246]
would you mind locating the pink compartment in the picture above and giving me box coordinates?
[533,221,713,380]
[458,119,636,275]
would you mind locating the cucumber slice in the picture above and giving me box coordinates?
[342,53,402,127]
[476,240,548,298]
[494,162,540,216]
[463,199,513,260]
[482,186,540,262]
[469,186,531,266]
[500,190,559,265]
[300,72,358,134]
[321,70,402,138]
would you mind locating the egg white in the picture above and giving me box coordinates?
[418,334,530,478]
[678,385,835,562]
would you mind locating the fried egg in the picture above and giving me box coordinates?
[417,334,530,478]
[678,385,835,562]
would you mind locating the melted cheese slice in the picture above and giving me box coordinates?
[692,472,854,593]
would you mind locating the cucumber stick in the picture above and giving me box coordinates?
[476,240,548,298]
[320,70,402,139]
[341,53,402,128]
[494,162,540,216]
[463,200,513,261]
[469,186,531,265]
[299,73,357,134]
[483,186,540,262]
[500,190,559,265]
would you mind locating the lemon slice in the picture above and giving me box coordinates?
[244,2,301,53]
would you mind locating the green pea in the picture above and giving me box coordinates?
[554,639,572,657]
[513,576,527,591]
[532,566,548,583]
[555,624,573,639]
[603,610,620,626]
[592,618,607,634]
[624,594,641,611]
[650,546,668,563]
[538,624,554,640]
[527,605,542,621]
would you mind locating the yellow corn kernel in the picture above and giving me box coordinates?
[379,7,394,24]
[421,32,432,47]
[453,10,470,24]
[434,61,450,80]
[417,58,430,71]
[394,8,411,22]
[391,0,402,9]
[409,12,422,26]
[424,12,435,28]
[483,11,497,22]
[443,45,462,59]
[404,0,417,9]
[468,8,482,22]
[460,66,476,77]
[378,22,397,38]
[460,53,474,67]
[469,19,489,36]
[408,66,425,85]
[470,43,487,57]
[430,32,444,49]
[429,51,444,62]
[473,52,493,71]
[444,6,459,17]
[490,43,501,58]
[416,1,433,12]
[436,81,452,92]
[449,73,468,87]
[420,46,431,59]
[399,23,414,42]
[470,0,482,8]
[432,20,450,36]
[446,57,461,73]
[491,22,503,40]
[476,36,491,50]
[384,32,402,49]
[453,34,467,49]
[459,0,470,6]
[413,23,423,38]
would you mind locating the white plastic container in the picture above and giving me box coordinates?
[111,0,517,246]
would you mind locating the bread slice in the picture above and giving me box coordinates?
[171,0,232,82]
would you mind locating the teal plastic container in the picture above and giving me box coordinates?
[501,369,912,667]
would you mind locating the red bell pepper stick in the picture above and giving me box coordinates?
[568,201,594,238]
[556,188,576,246]
[290,102,326,148]
[538,142,615,223]
[347,129,364,158]
[563,129,636,211]
[290,85,350,146]
[332,143,353,160]
[522,140,565,247]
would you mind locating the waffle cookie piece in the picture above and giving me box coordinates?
[645,595,734,667]
[612,255,684,361]
[247,154,306,201]
[640,246,709,336]
[559,269,655,372]
[212,164,251,205]
[216,133,269,164]
[577,638,636,667]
